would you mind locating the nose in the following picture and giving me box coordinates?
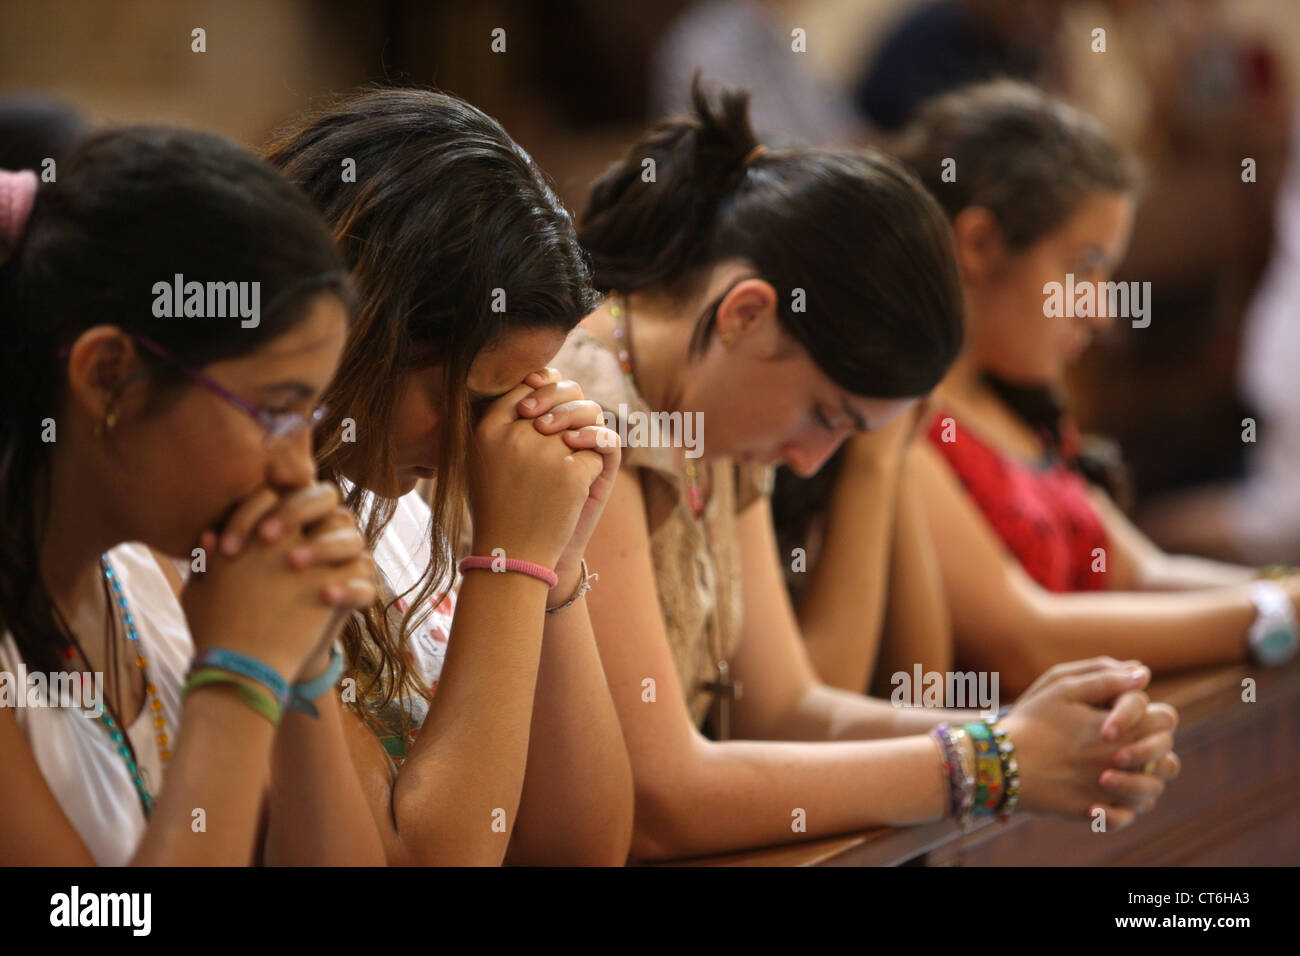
[782,430,849,479]
[266,426,318,491]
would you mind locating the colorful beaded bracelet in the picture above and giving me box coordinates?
[963,721,1004,815]
[984,715,1021,818]
[931,723,975,825]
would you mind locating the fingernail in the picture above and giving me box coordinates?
[1114,748,1131,765]
[221,533,241,555]
[261,518,283,540]
[539,413,554,424]
[567,430,581,439]
[1130,667,1147,681]
[520,397,537,412]
[289,546,311,566]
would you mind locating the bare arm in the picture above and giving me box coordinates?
[152,552,384,867]
[1090,487,1258,591]
[793,415,954,696]
[263,641,386,866]
[504,562,635,866]
[730,493,971,744]
[870,473,954,698]
[347,569,550,866]
[583,466,974,861]
[796,420,908,692]
[910,442,1263,692]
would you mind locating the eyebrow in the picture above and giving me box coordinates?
[840,396,869,432]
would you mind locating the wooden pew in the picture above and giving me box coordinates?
[652,658,1300,866]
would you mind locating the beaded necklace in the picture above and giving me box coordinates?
[610,295,706,518]
[609,295,741,737]
[96,554,170,817]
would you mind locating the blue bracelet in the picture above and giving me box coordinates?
[287,641,345,718]
[191,648,290,706]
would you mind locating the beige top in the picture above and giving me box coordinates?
[554,327,774,728]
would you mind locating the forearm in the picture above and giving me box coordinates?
[1137,553,1258,591]
[131,687,276,866]
[507,600,634,865]
[960,585,1255,693]
[800,440,906,690]
[633,733,949,860]
[777,682,976,742]
[871,480,954,696]
[264,692,386,865]
[390,570,548,864]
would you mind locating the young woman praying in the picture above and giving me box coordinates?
[0,128,384,865]
[776,80,1299,698]
[548,81,1181,860]
[245,89,631,865]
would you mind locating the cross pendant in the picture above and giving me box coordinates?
[701,659,743,741]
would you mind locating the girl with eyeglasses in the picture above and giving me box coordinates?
[0,128,384,865]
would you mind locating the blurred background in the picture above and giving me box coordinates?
[3,0,1299,561]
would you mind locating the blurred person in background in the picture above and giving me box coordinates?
[652,0,865,143]
[1140,102,1300,566]
[772,81,1300,702]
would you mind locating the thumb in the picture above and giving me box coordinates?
[1052,665,1150,706]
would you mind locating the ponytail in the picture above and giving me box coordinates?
[579,77,963,400]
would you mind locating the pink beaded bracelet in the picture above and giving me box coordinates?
[458,554,559,589]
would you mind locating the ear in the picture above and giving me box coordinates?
[64,326,140,421]
[714,277,778,343]
[950,206,1008,285]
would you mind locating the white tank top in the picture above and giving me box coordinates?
[0,543,192,866]
[362,488,459,756]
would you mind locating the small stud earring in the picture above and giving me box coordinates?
[96,405,120,438]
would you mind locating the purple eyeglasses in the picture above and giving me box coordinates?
[59,335,328,449]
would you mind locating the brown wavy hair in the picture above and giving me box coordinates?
[265,88,596,732]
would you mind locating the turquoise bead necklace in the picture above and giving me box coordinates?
[94,555,169,818]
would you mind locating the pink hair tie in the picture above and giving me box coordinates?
[0,169,38,259]
[458,554,558,590]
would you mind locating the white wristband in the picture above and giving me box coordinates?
[1247,581,1299,667]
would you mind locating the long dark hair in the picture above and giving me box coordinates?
[579,78,964,400]
[266,87,598,725]
[0,126,351,677]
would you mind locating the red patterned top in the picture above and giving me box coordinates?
[926,412,1110,592]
